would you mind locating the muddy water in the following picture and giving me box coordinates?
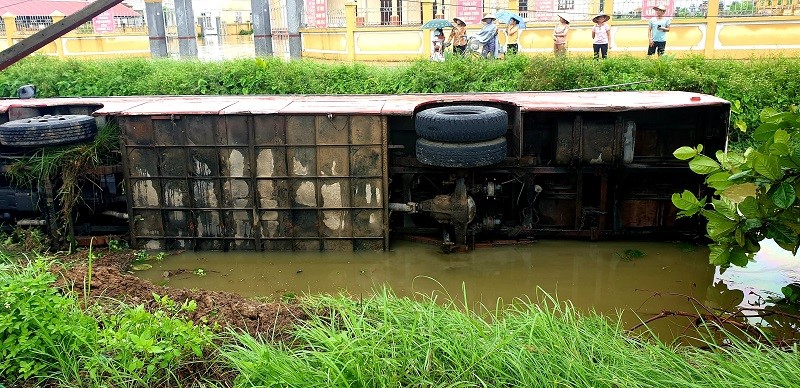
[135,238,797,336]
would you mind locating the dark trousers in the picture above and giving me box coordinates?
[593,43,608,59]
[454,44,466,55]
[648,41,666,56]
[506,43,518,55]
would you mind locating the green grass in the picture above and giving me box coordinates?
[2,254,799,387]
[2,54,799,132]
[223,289,800,387]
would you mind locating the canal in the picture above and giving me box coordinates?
[137,238,799,336]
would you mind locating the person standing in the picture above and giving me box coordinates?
[476,13,498,59]
[553,13,570,56]
[591,13,611,59]
[447,17,468,56]
[506,18,520,55]
[431,28,445,62]
[648,5,671,56]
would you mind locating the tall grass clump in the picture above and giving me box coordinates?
[223,289,800,387]
[6,124,121,249]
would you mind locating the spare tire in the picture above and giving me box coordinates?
[416,105,508,142]
[0,115,97,147]
[416,137,507,168]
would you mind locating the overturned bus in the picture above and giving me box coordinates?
[0,91,729,251]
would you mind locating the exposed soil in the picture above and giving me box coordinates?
[52,248,313,343]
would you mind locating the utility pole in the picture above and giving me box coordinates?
[174,0,198,57]
[251,0,274,56]
[144,0,168,57]
[286,0,302,59]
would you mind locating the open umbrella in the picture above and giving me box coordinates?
[421,19,453,29]
[495,10,526,29]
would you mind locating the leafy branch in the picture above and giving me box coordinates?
[672,105,800,269]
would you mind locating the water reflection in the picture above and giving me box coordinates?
[717,239,800,306]
[167,34,289,61]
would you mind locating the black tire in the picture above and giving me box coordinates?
[0,115,97,147]
[416,105,508,142]
[416,137,507,168]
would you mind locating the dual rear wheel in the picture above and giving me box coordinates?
[414,105,508,168]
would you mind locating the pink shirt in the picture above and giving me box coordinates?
[592,23,610,44]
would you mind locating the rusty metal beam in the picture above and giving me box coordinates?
[0,0,124,71]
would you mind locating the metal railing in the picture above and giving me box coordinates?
[327,9,346,27]
[611,0,796,19]
[14,16,53,34]
[357,7,422,26]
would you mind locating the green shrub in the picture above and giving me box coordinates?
[0,259,216,386]
[1,54,798,141]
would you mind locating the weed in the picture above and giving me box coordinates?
[108,239,129,252]
[615,248,647,261]
[133,250,149,262]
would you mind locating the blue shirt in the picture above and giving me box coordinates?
[649,17,671,42]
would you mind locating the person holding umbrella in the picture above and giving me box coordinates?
[475,13,499,59]
[591,12,611,59]
[421,19,453,61]
[447,17,468,56]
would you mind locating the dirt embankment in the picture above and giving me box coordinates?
[53,249,312,342]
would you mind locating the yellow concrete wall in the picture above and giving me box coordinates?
[303,16,800,61]
[302,30,349,60]
[0,35,150,59]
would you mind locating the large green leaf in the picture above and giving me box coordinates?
[752,152,783,180]
[673,146,697,160]
[760,107,780,122]
[712,198,738,220]
[753,122,779,142]
[671,190,702,216]
[704,210,738,239]
[738,196,761,218]
[742,218,763,232]
[728,169,753,181]
[716,150,746,170]
[729,248,750,267]
[774,129,790,144]
[708,244,731,266]
[769,142,790,156]
[706,172,734,191]
[689,155,721,175]
[770,182,796,209]
[766,223,797,245]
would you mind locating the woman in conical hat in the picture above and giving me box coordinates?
[553,13,570,56]
[447,17,468,55]
[591,12,611,59]
[476,13,498,58]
